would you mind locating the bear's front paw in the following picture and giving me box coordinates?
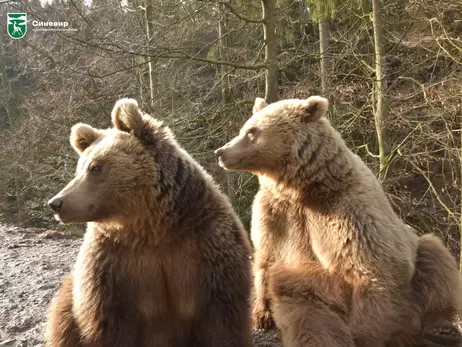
[424,324,462,347]
[253,307,275,331]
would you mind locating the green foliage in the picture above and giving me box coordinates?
[207,46,219,62]
[305,0,343,20]
[305,0,362,21]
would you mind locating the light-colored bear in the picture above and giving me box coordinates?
[215,95,462,347]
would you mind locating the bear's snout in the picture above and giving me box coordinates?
[48,197,63,213]
[214,147,224,162]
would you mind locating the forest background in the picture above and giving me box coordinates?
[1,0,462,267]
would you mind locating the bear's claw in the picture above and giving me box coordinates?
[253,309,275,331]
[424,325,462,347]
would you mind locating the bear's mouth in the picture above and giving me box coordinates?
[218,156,243,170]
[54,213,73,224]
[54,213,85,225]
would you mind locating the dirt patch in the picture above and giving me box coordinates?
[0,225,282,347]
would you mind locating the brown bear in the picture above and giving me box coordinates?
[45,98,253,347]
[214,95,462,347]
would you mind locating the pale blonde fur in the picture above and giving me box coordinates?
[216,95,462,347]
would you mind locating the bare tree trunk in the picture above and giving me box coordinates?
[218,3,232,106]
[218,2,236,207]
[0,34,22,224]
[261,0,278,103]
[319,18,330,95]
[459,83,462,271]
[137,59,144,102]
[372,0,389,180]
[144,0,158,108]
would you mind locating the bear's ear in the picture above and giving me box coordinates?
[253,97,267,114]
[70,123,102,153]
[301,96,328,122]
[111,98,144,138]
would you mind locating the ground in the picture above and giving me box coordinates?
[0,225,282,347]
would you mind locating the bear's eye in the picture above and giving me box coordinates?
[246,127,259,140]
[88,162,102,173]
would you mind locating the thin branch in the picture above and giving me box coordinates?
[220,1,263,24]
[398,149,455,218]
[198,0,263,23]
[155,52,266,70]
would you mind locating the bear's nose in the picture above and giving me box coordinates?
[214,147,224,159]
[48,197,63,213]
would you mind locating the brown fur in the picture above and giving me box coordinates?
[44,275,81,347]
[45,98,253,347]
[268,261,354,347]
[410,234,462,347]
[215,96,462,346]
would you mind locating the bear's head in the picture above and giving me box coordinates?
[214,96,329,179]
[48,98,162,224]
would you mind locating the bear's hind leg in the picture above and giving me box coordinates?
[45,273,82,347]
[273,297,354,347]
[268,261,355,347]
[413,234,462,347]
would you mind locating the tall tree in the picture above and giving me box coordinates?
[0,29,22,224]
[261,0,278,103]
[459,83,462,270]
[318,18,330,95]
[371,0,389,180]
[144,0,158,108]
[218,1,237,207]
[307,0,389,178]
[306,0,338,96]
